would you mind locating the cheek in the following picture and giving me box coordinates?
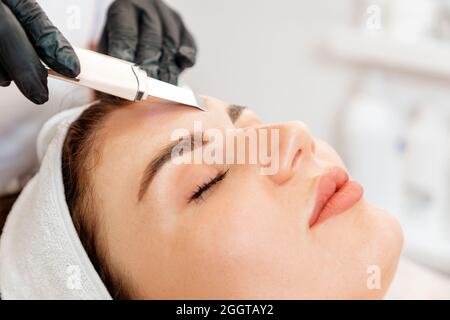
[185,199,282,266]
[172,189,313,298]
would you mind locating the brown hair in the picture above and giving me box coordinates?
[61,98,131,299]
[0,97,132,299]
[0,193,19,236]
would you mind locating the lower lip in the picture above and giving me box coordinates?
[309,177,364,228]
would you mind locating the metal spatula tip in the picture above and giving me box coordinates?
[195,95,207,111]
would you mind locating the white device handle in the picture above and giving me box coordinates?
[46,48,148,101]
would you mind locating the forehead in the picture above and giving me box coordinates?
[96,98,233,178]
[103,97,232,140]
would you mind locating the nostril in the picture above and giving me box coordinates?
[292,149,302,169]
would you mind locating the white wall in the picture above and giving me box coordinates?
[168,0,356,141]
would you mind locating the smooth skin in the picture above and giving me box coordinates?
[86,96,403,299]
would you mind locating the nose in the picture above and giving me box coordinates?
[265,121,316,184]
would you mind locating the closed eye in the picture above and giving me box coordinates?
[189,169,230,204]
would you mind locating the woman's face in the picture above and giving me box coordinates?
[89,96,403,299]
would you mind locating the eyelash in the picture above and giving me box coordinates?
[189,169,230,204]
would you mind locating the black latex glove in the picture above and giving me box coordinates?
[0,0,80,104]
[98,0,197,85]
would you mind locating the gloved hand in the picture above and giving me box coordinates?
[0,0,80,105]
[98,0,197,85]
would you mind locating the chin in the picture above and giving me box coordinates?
[357,200,404,298]
[305,198,403,299]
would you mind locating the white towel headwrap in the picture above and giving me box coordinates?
[0,102,112,300]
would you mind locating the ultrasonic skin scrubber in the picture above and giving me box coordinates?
[46,48,206,111]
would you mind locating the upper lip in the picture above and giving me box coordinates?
[309,167,364,228]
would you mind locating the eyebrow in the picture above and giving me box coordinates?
[137,104,247,201]
[227,105,246,123]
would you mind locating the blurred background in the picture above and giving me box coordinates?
[168,0,450,281]
[0,0,449,297]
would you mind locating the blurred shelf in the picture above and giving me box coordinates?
[324,27,450,79]
[325,27,450,274]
